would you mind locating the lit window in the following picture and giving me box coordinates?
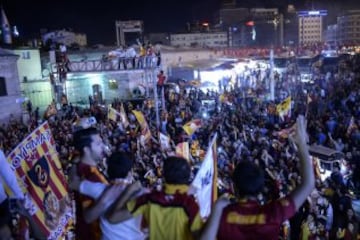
[108,79,118,89]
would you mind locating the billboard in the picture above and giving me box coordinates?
[116,20,143,32]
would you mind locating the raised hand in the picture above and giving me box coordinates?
[290,115,308,146]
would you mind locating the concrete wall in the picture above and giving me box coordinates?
[13,48,42,81]
[0,53,23,123]
[161,48,224,75]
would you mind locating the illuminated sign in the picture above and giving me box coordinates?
[298,10,327,17]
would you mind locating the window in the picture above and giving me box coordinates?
[0,77,7,96]
[22,51,31,59]
[108,79,118,90]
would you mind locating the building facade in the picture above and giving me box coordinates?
[0,48,22,122]
[13,48,42,82]
[215,7,250,47]
[170,32,228,48]
[298,10,327,45]
[13,45,223,111]
[283,5,299,46]
[337,10,360,45]
[214,6,284,47]
[146,33,170,45]
[324,24,338,45]
[250,8,283,47]
[115,20,143,47]
[42,29,87,47]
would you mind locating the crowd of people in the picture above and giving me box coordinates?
[0,49,360,239]
[104,41,161,71]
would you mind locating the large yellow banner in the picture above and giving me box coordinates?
[6,121,73,239]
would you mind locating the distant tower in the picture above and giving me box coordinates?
[1,7,12,45]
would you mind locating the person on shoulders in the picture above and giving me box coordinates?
[72,127,109,240]
[69,151,147,240]
[107,156,204,240]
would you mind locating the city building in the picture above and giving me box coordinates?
[283,4,299,46]
[170,32,228,48]
[13,45,223,111]
[214,5,284,47]
[215,7,249,47]
[146,33,170,45]
[324,24,338,45]
[41,29,87,48]
[250,8,283,46]
[297,10,327,45]
[0,48,22,122]
[13,48,42,82]
[337,10,360,45]
[115,20,143,47]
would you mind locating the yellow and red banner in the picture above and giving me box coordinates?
[175,142,190,161]
[182,119,202,136]
[6,121,73,239]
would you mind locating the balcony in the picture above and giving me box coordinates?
[53,56,159,73]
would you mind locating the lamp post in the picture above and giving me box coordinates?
[152,70,160,129]
[269,48,275,101]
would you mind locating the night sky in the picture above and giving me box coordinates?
[2,0,360,45]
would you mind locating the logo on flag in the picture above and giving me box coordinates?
[6,122,73,239]
[27,156,50,189]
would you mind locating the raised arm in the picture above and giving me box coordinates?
[199,197,230,240]
[106,181,142,224]
[289,115,315,211]
[83,184,123,223]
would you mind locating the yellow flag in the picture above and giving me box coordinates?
[132,110,152,143]
[276,96,291,119]
[182,119,202,135]
[108,107,119,122]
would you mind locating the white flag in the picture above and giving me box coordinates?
[159,132,170,151]
[191,133,217,218]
